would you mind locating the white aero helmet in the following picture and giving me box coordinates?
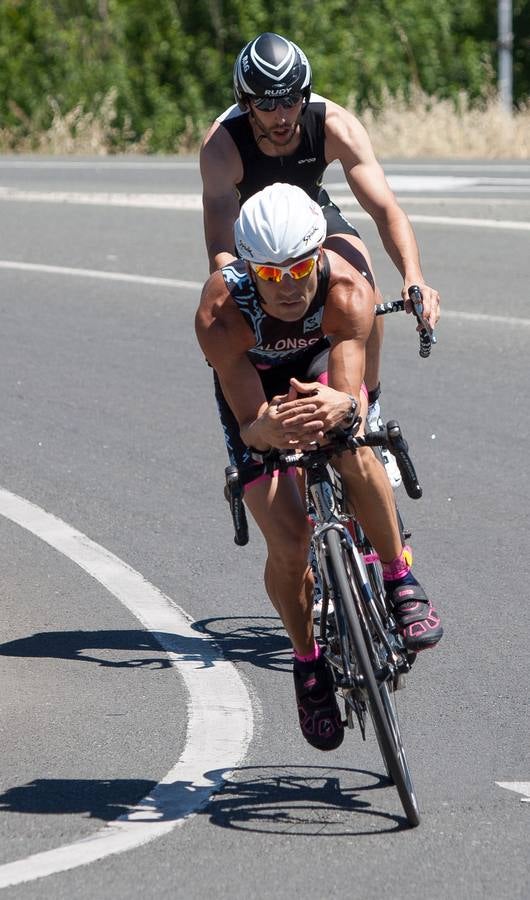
[234,183,327,264]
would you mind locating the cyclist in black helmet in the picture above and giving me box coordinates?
[200,32,441,487]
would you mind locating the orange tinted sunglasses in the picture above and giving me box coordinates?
[250,250,319,284]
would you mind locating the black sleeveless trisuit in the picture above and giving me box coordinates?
[218,98,362,236]
[213,100,366,474]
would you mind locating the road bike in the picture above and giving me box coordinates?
[223,287,435,826]
[225,419,423,826]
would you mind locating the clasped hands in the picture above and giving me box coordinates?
[253,377,355,451]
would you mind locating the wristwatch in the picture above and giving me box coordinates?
[341,394,357,427]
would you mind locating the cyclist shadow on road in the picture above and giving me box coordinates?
[192,615,291,672]
[0,629,174,668]
[0,617,289,671]
[0,778,158,821]
[203,765,409,835]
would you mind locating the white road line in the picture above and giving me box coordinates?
[325,190,530,206]
[0,188,529,230]
[496,782,530,802]
[328,176,481,191]
[442,310,530,327]
[2,259,530,328]
[384,163,530,173]
[0,160,529,174]
[327,180,530,195]
[0,260,202,290]
[334,201,530,231]
[406,213,530,230]
[0,187,201,209]
[378,197,530,206]
[0,488,254,889]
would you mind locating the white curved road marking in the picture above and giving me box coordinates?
[0,488,254,889]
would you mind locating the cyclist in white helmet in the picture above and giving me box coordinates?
[195,183,443,753]
[200,32,442,490]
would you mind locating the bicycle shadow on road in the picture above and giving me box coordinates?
[0,768,409,833]
[203,765,409,835]
[192,615,291,672]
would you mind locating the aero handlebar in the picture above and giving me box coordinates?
[224,422,422,546]
[375,285,437,359]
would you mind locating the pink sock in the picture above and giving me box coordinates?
[294,641,321,663]
[382,546,412,581]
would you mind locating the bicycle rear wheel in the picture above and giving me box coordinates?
[326,529,420,827]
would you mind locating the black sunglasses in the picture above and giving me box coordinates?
[251,92,303,112]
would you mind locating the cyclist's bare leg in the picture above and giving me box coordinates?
[324,232,384,395]
[243,473,315,656]
[336,391,402,563]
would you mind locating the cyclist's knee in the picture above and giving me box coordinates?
[266,522,311,569]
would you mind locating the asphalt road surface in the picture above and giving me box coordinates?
[0,156,529,899]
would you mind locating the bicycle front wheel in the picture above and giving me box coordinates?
[326,529,420,827]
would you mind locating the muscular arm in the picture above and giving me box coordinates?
[324,263,373,403]
[324,100,440,326]
[195,271,300,451]
[195,270,266,421]
[199,121,243,272]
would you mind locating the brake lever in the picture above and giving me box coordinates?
[224,465,249,546]
[408,285,437,358]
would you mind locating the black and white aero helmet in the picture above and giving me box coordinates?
[233,33,312,109]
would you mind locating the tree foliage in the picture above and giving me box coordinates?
[0,0,528,151]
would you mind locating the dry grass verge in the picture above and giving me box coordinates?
[0,88,528,158]
[360,89,529,159]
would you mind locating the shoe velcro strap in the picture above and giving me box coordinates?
[391,584,431,626]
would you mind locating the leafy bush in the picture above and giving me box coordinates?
[0,0,528,152]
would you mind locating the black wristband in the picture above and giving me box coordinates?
[367,382,381,405]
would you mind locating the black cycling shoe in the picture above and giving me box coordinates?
[387,581,444,652]
[293,654,344,751]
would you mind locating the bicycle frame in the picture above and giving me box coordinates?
[306,460,411,702]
